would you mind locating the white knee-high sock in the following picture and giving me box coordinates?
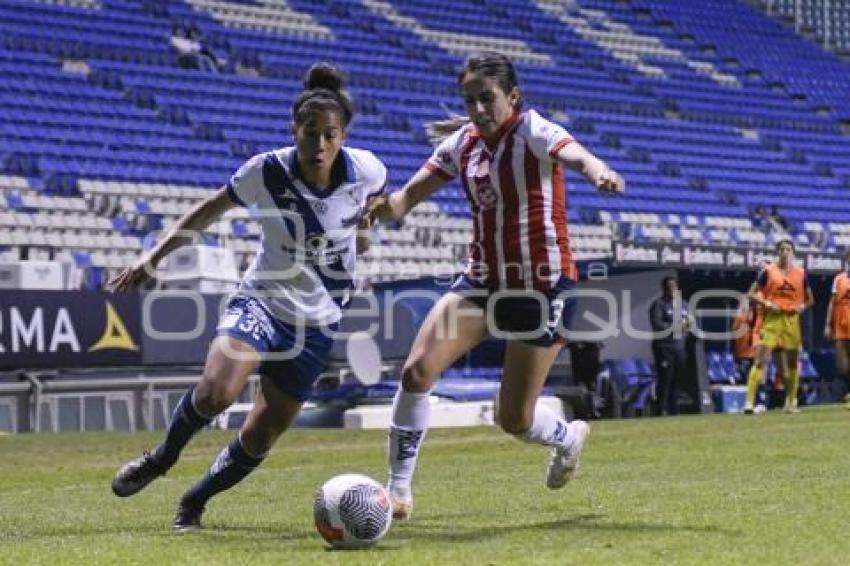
[518,402,577,451]
[387,388,431,493]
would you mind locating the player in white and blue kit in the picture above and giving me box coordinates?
[109,64,386,531]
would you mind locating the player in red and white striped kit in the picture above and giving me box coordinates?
[368,52,624,518]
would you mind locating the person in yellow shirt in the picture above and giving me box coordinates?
[733,297,787,411]
[824,249,850,408]
[744,239,814,413]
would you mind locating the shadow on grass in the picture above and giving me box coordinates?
[391,512,741,542]
[176,524,407,552]
[7,513,739,551]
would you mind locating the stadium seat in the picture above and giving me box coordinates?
[606,358,655,417]
[799,351,818,381]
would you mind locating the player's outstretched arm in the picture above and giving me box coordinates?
[108,187,235,292]
[366,168,447,224]
[555,141,625,194]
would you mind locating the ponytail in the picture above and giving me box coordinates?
[424,115,470,146]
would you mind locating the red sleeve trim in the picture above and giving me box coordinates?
[548,137,574,158]
[424,161,455,180]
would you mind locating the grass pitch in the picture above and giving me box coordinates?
[1,405,848,565]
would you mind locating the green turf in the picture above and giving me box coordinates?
[1,405,848,565]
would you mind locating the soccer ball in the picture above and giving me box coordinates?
[313,473,393,549]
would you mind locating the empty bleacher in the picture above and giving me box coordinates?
[0,0,848,284]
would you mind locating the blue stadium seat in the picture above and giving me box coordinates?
[706,351,728,384]
[721,352,740,384]
[0,0,849,287]
[799,351,819,381]
[606,358,655,416]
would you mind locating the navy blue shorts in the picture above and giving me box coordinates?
[449,274,578,347]
[216,293,337,402]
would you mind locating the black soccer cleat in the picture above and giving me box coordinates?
[111,451,165,497]
[172,502,204,533]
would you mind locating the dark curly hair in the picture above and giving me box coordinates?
[292,62,354,127]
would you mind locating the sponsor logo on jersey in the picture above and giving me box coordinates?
[477,183,498,210]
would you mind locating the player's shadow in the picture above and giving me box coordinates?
[189,524,407,552]
[394,512,741,542]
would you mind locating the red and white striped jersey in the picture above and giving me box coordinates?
[425,109,578,291]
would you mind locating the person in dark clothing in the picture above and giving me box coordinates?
[649,276,690,416]
[769,205,789,231]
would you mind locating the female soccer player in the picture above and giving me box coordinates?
[109,63,386,531]
[824,249,850,408]
[744,239,814,414]
[733,296,785,412]
[367,52,625,518]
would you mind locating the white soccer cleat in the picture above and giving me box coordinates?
[784,403,801,414]
[753,404,767,414]
[388,485,413,520]
[546,420,590,490]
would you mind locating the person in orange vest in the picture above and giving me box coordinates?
[744,239,814,414]
[824,249,850,409]
[733,297,785,412]
[733,298,762,375]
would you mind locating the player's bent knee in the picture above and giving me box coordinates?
[401,360,435,393]
[195,379,239,415]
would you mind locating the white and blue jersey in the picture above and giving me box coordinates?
[225,146,387,327]
[216,146,385,401]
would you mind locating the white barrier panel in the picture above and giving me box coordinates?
[162,277,238,293]
[0,261,64,290]
[160,245,238,292]
[161,245,238,281]
[342,396,564,430]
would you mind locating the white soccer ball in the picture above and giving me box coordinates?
[313,473,393,549]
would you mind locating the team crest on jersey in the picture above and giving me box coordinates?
[312,200,329,215]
